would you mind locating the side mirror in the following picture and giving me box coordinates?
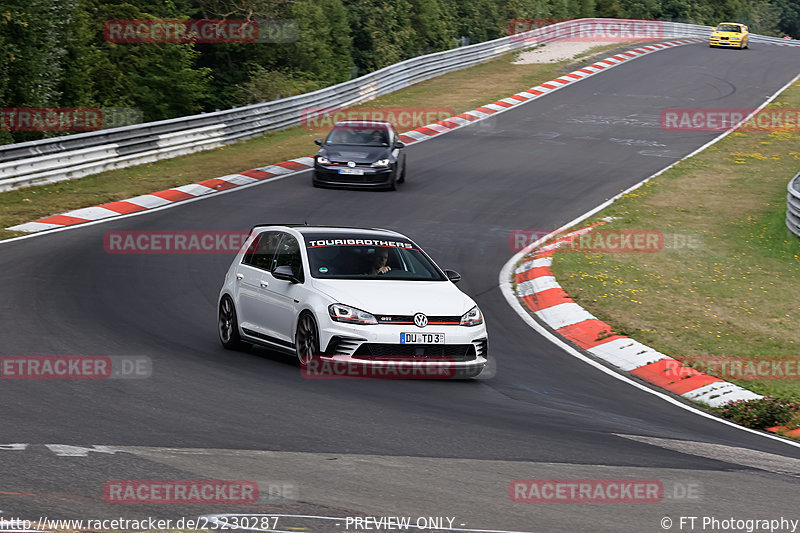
[314,138,323,146]
[273,265,300,284]
[444,269,461,283]
[394,140,405,149]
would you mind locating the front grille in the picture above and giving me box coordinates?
[352,343,476,362]
[377,315,461,325]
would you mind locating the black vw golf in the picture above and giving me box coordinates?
[313,120,407,190]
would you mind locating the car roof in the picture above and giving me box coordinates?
[251,224,406,238]
[334,120,393,129]
[718,22,744,27]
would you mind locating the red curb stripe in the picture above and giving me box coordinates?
[540,83,557,89]
[622,52,638,57]
[415,127,440,136]
[36,214,90,226]
[601,60,616,65]
[99,201,147,214]
[553,78,571,84]
[629,360,724,394]
[529,287,572,311]
[275,160,312,171]
[611,55,627,61]
[515,266,553,283]
[578,68,594,74]
[196,178,238,191]
[492,100,513,108]
[565,73,583,80]
[556,319,625,349]
[398,134,418,143]
[509,95,529,101]
[239,169,274,179]
[151,189,195,202]
[456,113,479,121]
[525,89,544,95]
[474,106,497,114]
[436,120,459,128]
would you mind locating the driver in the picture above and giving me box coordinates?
[365,248,391,275]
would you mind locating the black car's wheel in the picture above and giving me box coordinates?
[397,161,406,184]
[295,312,319,367]
[219,296,246,350]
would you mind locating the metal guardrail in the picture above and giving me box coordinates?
[787,171,800,237]
[1,18,797,192]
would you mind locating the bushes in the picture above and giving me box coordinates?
[714,395,800,430]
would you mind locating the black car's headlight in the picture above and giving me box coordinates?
[371,159,390,167]
[329,304,378,325]
[460,306,483,327]
[317,156,331,165]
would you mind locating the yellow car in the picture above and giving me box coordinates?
[710,23,749,49]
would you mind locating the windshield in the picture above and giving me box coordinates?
[304,235,447,281]
[325,127,391,146]
[716,24,742,32]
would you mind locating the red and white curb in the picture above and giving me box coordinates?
[7,39,699,234]
[513,222,762,409]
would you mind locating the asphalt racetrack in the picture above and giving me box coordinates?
[1,42,800,532]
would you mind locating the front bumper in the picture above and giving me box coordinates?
[313,321,489,378]
[710,38,742,47]
[313,164,395,188]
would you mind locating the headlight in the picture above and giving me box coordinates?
[329,304,377,325]
[317,156,331,165]
[371,159,390,167]
[460,306,483,327]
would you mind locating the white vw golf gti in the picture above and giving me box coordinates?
[218,225,488,378]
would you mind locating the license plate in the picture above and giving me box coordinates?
[401,332,445,344]
[339,168,364,175]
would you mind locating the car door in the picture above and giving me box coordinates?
[235,231,282,339]
[262,233,307,345]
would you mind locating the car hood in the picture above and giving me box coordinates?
[318,144,391,163]
[310,279,476,316]
[712,31,743,37]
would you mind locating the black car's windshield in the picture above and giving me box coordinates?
[326,127,390,147]
[305,235,447,281]
[716,24,742,32]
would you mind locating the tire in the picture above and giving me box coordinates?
[386,174,397,191]
[219,296,247,350]
[295,312,319,367]
[397,159,406,184]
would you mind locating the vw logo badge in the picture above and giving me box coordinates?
[413,313,428,328]
[347,161,356,167]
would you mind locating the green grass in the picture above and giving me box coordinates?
[0,41,647,241]
[550,80,800,407]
